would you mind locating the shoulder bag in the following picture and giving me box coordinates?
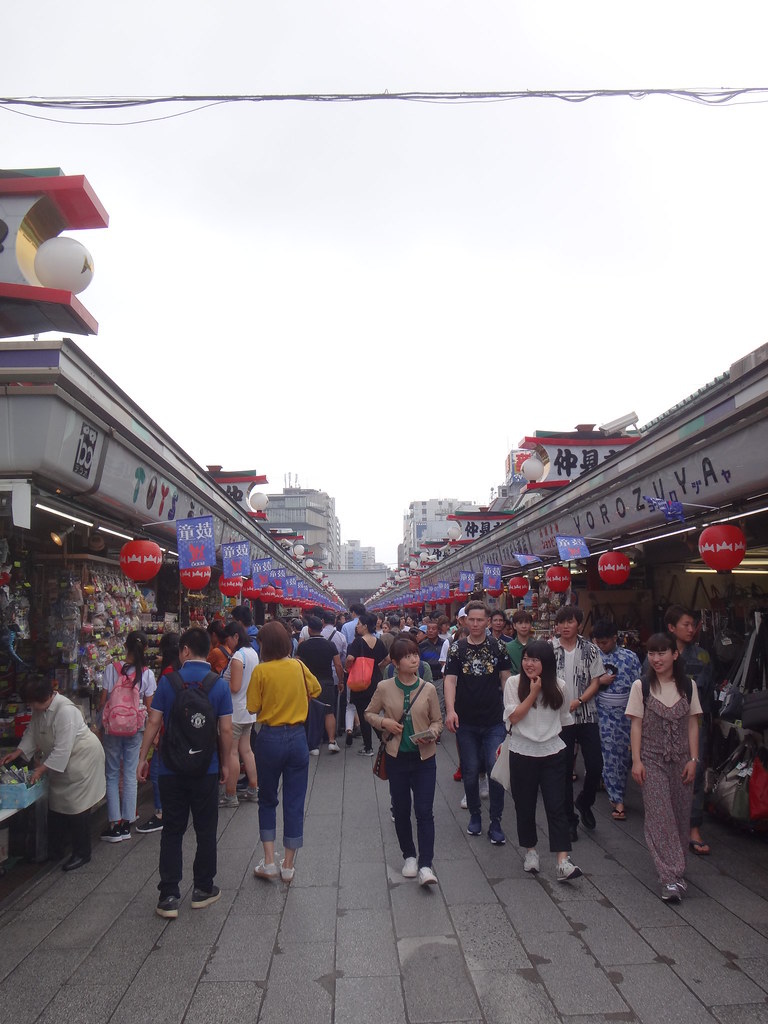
[299,663,330,751]
[373,683,427,781]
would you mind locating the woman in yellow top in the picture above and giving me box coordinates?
[365,637,443,886]
[246,620,321,883]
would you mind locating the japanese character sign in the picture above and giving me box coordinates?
[555,535,590,560]
[222,541,251,579]
[459,571,475,594]
[483,563,502,589]
[252,558,272,587]
[176,515,215,570]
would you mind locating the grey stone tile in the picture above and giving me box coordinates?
[0,917,57,981]
[152,889,235,949]
[592,873,683,929]
[0,948,92,1024]
[640,925,766,1006]
[390,876,454,938]
[712,1007,768,1024]
[613,962,715,1024]
[337,909,399,976]
[521,932,627,1016]
[471,968,562,1023]
[259,942,334,1024]
[562,900,657,965]
[687,874,768,934]
[433,857,497,905]
[290,850,341,887]
[42,891,133,950]
[277,886,338,945]
[36,983,124,1024]
[335,974,406,1024]
[735,958,768,995]
[108,946,209,1024]
[493,877,570,933]
[338,860,390,910]
[450,904,530,972]
[399,936,481,1022]
[184,981,263,1024]
[676,898,768,959]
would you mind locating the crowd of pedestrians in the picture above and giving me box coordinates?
[0,596,712,913]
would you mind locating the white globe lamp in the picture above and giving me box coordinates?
[522,455,545,483]
[304,558,314,569]
[293,544,305,558]
[34,236,95,294]
[248,490,269,513]
[447,524,462,541]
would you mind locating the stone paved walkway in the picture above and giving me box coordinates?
[0,743,767,1024]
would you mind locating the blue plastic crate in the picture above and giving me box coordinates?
[0,778,48,809]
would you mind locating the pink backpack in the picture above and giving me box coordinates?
[103,662,147,737]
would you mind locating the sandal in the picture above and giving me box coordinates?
[689,839,710,856]
[611,807,626,821]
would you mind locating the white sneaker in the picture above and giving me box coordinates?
[418,866,438,886]
[556,857,582,882]
[479,776,490,800]
[402,857,419,878]
[460,794,468,809]
[523,849,540,874]
[254,860,279,880]
[309,748,320,756]
[328,741,340,753]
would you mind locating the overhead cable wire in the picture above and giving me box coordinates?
[1,87,768,126]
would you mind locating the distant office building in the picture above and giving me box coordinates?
[400,497,480,561]
[340,539,377,570]
[265,487,341,569]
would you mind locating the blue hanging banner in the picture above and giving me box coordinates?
[222,541,251,579]
[252,557,272,587]
[459,571,475,594]
[483,563,502,589]
[285,576,298,599]
[555,535,590,561]
[269,566,287,586]
[176,516,216,570]
[511,552,541,566]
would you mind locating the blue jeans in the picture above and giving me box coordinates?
[104,732,143,822]
[456,721,506,822]
[386,750,436,868]
[254,724,310,849]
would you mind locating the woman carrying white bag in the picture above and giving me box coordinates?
[494,640,582,883]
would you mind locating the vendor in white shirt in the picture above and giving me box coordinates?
[502,641,582,883]
[0,677,105,871]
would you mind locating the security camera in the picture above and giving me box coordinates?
[599,411,639,434]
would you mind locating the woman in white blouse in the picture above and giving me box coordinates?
[503,640,582,883]
[1,677,105,871]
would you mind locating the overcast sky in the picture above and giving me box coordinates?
[4,2,768,565]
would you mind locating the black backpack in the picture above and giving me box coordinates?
[163,670,220,776]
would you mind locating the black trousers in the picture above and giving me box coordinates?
[509,749,571,852]
[48,808,91,860]
[158,773,218,899]
[349,683,375,750]
[561,721,603,824]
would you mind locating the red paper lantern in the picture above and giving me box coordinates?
[597,552,631,586]
[507,577,530,599]
[698,525,747,571]
[486,587,503,598]
[180,567,211,590]
[242,581,261,600]
[545,566,571,593]
[260,585,277,602]
[218,577,243,597]
[119,540,162,582]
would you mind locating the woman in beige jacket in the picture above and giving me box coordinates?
[365,636,443,886]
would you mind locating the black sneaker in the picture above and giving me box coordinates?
[100,823,126,843]
[191,885,221,909]
[136,815,163,834]
[156,895,180,919]
[345,731,353,747]
[120,821,131,840]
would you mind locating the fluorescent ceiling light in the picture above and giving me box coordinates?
[98,525,134,541]
[614,526,696,550]
[685,568,768,575]
[36,503,94,527]
[714,505,768,524]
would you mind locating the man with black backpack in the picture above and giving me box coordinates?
[137,627,233,919]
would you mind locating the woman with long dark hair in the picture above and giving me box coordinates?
[503,640,581,882]
[345,613,390,756]
[100,630,156,842]
[626,633,701,902]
